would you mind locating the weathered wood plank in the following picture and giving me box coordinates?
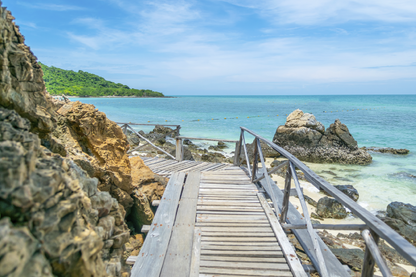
[197,222,270,226]
[197,206,264,212]
[199,227,274,233]
[199,269,292,277]
[200,250,284,257]
[189,227,202,277]
[160,172,201,277]
[200,260,289,270]
[130,172,186,277]
[201,232,275,237]
[201,237,277,242]
[201,245,281,251]
[258,193,308,277]
[200,256,286,263]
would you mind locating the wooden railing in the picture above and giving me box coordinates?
[235,127,416,277]
[175,136,239,163]
[117,122,180,159]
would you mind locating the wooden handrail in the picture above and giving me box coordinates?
[238,126,416,270]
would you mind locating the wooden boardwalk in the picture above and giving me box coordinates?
[140,156,237,177]
[130,165,307,277]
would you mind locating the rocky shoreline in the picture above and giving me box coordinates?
[0,6,168,276]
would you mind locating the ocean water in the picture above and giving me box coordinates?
[71,95,416,212]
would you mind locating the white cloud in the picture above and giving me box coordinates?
[220,0,416,25]
[17,2,85,11]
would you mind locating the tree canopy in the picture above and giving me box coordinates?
[40,63,164,97]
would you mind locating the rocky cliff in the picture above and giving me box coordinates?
[0,4,166,276]
[273,109,372,164]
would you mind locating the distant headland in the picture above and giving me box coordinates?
[40,62,165,98]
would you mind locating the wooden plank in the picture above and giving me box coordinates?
[198,163,226,171]
[197,211,265,216]
[141,225,150,233]
[199,227,274,233]
[189,227,202,277]
[197,206,263,212]
[201,232,275,237]
[201,237,277,242]
[258,175,350,277]
[196,222,270,227]
[147,160,178,169]
[130,172,186,277]
[160,172,200,277]
[201,245,281,251]
[200,256,286,263]
[258,193,308,277]
[200,260,289,270]
[197,217,268,222]
[197,201,261,206]
[200,250,283,257]
[201,242,279,247]
[199,268,293,277]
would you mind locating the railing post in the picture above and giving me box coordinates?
[176,137,183,161]
[175,126,181,137]
[361,229,392,277]
[280,162,292,223]
[251,138,259,182]
[123,124,128,135]
[233,140,241,166]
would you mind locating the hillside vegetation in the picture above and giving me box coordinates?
[40,63,164,97]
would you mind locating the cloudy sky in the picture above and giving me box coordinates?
[5,0,416,95]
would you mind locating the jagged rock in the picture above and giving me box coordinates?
[0,107,129,277]
[272,110,372,165]
[379,202,416,245]
[387,202,416,227]
[149,125,178,138]
[330,248,364,271]
[334,185,359,202]
[236,140,280,164]
[208,141,228,151]
[304,195,318,207]
[126,129,140,147]
[128,157,167,231]
[316,197,348,219]
[0,6,56,134]
[363,147,409,155]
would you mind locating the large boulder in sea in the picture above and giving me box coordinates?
[273,109,372,164]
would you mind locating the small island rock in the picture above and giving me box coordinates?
[273,109,372,165]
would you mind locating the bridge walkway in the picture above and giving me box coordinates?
[130,161,307,277]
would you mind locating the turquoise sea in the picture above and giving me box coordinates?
[72,95,416,212]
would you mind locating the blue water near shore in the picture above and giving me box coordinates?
[71,95,416,212]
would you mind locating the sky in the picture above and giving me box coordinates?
[4,0,416,95]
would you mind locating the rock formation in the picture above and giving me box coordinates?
[316,197,348,219]
[362,147,410,155]
[273,109,372,165]
[380,202,416,245]
[0,5,167,276]
[0,108,130,276]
